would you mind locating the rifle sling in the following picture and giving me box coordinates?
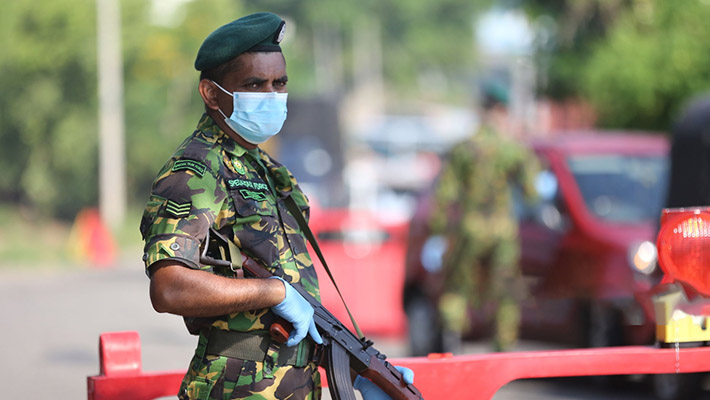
[283,195,365,339]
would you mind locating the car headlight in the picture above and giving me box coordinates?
[628,240,657,275]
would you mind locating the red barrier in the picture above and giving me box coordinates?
[395,347,710,399]
[88,331,710,399]
[87,331,183,400]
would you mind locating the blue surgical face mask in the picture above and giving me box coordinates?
[212,81,288,145]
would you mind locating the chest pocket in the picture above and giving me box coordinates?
[232,189,276,218]
[225,176,273,215]
[230,187,283,268]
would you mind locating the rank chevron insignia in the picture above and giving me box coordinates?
[165,199,191,218]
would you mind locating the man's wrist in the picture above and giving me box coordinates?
[268,276,287,306]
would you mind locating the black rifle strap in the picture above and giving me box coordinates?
[283,194,364,339]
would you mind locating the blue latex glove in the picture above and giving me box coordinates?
[354,366,415,400]
[270,276,323,347]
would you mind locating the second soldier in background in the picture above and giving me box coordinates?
[430,80,540,353]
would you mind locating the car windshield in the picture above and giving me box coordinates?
[567,154,669,223]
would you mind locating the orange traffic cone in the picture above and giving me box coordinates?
[68,208,117,268]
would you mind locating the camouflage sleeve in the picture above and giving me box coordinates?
[139,159,226,276]
[515,145,542,205]
[429,145,468,234]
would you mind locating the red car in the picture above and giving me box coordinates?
[403,131,670,355]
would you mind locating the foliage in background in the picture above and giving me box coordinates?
[521,0,633,99]
[246,0,488,101]
[0,0,99,219]
[0,0,487,221]
[581,1,710,130]
[4,0,709,224]
[522,0,710,130]
[121,0,246,198]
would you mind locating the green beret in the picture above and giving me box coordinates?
[194,12,286,71]
[481,78,509,107]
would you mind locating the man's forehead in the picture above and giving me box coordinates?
[230,52,286,79]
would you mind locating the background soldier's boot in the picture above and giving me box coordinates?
[442,329,463,354]
[438,293,467,354]
[493,298,520,352]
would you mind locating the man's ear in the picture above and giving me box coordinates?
[198,79,220,110]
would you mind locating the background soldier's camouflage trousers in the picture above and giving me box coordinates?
[438,234,522,352]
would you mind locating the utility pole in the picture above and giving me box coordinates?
[96,0,126,229]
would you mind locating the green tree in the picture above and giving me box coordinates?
[0,0,247,218]
[521,0,634,99]
[522,0,710,130]
[581,1,710,129]
[0,0,99,218]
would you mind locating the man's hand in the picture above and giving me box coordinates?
[354,366,415,400]
[270,276,323,347]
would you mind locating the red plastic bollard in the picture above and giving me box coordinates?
[99,331,142,376]
[88,331,184,400]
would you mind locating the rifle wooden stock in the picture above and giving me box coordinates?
[360,356,417,400]
[240,257,423,400]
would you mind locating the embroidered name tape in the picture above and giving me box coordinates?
[227,178,268,191]
[172,159,207,177]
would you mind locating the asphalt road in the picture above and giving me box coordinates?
[2,260,708,399]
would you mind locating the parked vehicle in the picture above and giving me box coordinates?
[309,206,410,338]
[403,131,670,356]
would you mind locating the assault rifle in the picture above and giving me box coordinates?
[200,228,424,400]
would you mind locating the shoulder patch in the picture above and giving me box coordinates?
[165,199,192,218]
[172,159,206,177]
[232,158,247,175]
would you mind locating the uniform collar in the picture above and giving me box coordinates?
[196,113,249,157]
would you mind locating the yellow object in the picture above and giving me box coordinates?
[656,311,710,343]
[653,284,710,343]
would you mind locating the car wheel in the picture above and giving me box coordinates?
[652,372,704,400]
[585,302,624,348]
[584,302,626,387]
[405,293,443,356]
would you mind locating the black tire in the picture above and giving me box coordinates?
[652,372,704,400]
[405,294,443,356]
[585,302,624,348]
[583,302,626,388]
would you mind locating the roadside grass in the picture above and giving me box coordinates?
[0,205,144,270]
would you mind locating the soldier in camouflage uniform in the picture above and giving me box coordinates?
[141,12,411,400]
[140,13,326,400]
[429,83,539,352]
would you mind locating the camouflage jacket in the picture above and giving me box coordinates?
[430,125,540,240]
[140,113,320,333]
